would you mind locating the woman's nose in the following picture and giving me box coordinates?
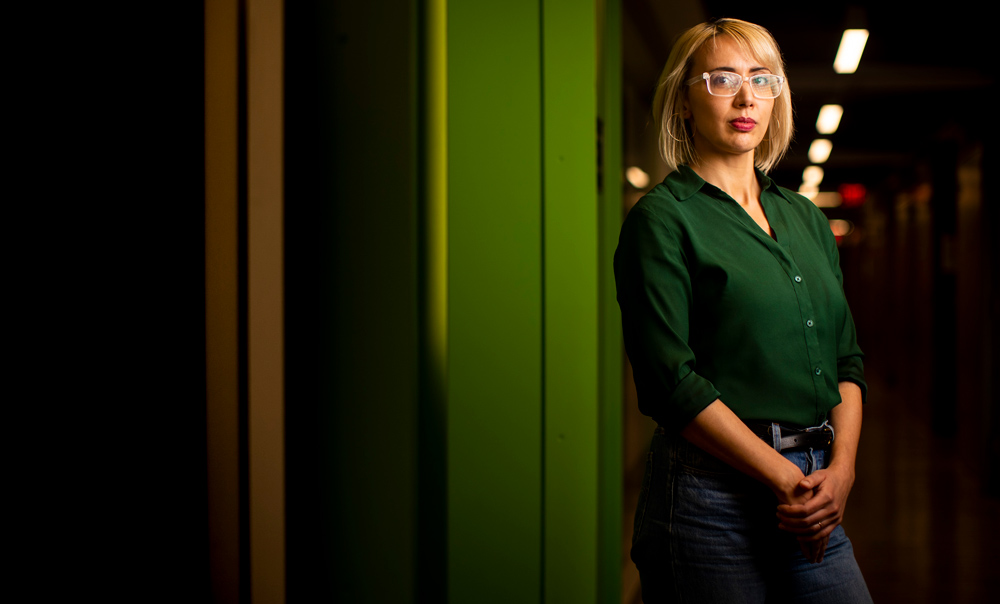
[734,81,755,106]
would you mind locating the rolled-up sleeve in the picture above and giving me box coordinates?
[614,206,721,426]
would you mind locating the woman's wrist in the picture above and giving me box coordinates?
[826,458,856,484]
[767,459,808,503]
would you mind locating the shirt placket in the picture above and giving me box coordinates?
[770,246,826,421]
[717,191,827,421]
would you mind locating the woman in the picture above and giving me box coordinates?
[614,18,873,603]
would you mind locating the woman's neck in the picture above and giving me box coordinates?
[688,154,761,208]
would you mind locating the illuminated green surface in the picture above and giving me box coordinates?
[446,1,620,601]
[542,0,599,602]
[284,0,621,601]
[447,1,543,601]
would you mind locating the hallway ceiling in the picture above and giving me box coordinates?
[623,0,994,194]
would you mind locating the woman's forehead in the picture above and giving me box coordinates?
[693,35,771,72]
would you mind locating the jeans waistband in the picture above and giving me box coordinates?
[742,419,834,453]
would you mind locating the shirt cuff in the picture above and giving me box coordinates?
[837,356,868,404]
[664,369,722,428]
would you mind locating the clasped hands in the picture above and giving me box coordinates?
[774,464,854,564]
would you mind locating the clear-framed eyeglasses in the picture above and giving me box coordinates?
[686,71,785,99]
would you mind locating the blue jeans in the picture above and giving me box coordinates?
[631,428,873,603]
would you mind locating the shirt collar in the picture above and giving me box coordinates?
[663,165,792,204]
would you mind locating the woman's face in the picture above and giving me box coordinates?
[683,35,775,163]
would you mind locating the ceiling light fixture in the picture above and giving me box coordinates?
[808,139,833,164]
[625,166,650,189]
[802,166,825,188]
[816,105,844,134]
[834,29,869,74]
[829,218,855,238]
[812,193,843,208]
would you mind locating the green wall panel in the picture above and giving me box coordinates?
[541,0,599,602]
[282,0,621,601]
[447,1,543,602]
[597,1,623,602]
[446,1,620,602]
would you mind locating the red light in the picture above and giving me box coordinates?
[839,183,867,207]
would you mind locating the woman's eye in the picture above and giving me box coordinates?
[711,73,737,86]
[750,75,769,86]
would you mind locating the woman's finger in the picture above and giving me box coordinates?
[778,510,840,534]
[777,503,831,525]
[797,468,829,491]
[777,490,833,520]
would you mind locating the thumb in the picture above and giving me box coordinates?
[798,469,828,491]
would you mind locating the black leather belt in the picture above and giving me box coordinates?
[744,421,834,452]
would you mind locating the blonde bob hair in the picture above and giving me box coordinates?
[652,18,794,174]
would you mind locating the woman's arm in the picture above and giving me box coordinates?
[681,399,814,505]
[615,206,724,426]
[827,381,863,485]
[775,381,863,561]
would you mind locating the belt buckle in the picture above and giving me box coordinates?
[815,422,834,446]
[803,423,834,448]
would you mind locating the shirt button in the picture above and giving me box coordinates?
[794,275,802,283]
[814,367,822,375]
[806,320,814,327]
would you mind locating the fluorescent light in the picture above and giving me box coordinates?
[802,166,825,188]
[625,166,650,189]
[816,105,843,134]
[829,218,854,237]
[808,139,833,164]
[812,193,843,208]
[834,29,869,74]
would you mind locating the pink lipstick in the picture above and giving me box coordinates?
[730,117,756,132]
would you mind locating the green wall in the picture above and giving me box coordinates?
[541,0,600,601]
[284,1,622,601]
[446,1,621,601]
[447,0,544,599]
[597,2,624,601]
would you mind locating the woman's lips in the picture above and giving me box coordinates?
[730,117,756,132]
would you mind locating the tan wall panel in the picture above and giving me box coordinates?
[247,0,285,602]
[205,0,240,601]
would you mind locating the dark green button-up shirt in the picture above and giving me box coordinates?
[614,165,866,430]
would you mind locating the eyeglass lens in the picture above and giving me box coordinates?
[708,72,782,98]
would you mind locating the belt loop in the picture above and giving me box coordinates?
[770,422,782,452]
